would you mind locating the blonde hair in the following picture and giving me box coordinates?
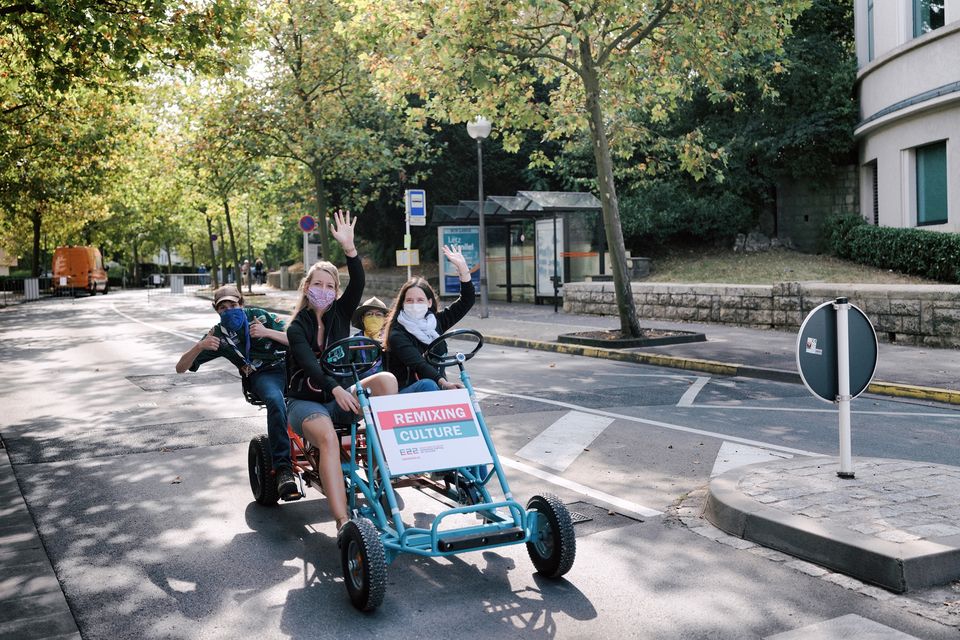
[292,261,341,316]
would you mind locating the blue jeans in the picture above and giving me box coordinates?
[248,365,291,471]
[399,379,439,394]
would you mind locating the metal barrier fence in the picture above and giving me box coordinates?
[146,273,212,300]
[0,277,52,306]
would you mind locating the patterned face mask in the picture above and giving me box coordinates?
[362,315,385,339]
[306,286,336,311]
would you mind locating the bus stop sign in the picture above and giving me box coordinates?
[796,301,878,403]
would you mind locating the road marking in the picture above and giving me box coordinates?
[500,455,662,518]
[475,386,820,457]
[681,404,960,418]
[516,411,614,471]
[677,376,710,407]
[711,442,793,477]
[764,614,920,639]
[110,302,197,342]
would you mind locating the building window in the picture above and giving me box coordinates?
[867,0,875,60]
[867,160,879,225]
[916,141,947,226]
[913,0,945,37]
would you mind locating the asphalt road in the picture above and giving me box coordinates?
[3,290,959,639]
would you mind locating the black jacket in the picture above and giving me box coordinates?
[386,280,475,388]
[286,254,364,401]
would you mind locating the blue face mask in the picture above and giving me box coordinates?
[219,308,248,333]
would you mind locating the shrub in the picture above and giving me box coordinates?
[821,213,865,258]
[825,216,960,283]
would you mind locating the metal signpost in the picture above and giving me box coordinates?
[299,215,316,274]
[796,298,878,478]
[404,189,426,280]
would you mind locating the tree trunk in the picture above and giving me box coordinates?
[218,219,228,286]
[223,198,242,288]
[132,238,141,287]
[205,214,219,288]
[165,241,173,277]
[579,44,642,337]
[31,207,42,277]
[311,167,331,261]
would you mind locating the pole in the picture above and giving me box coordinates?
[835,297,854,478]
[405,201,411,281]
[477,139,488,318]
[303,231,309,275]
[246,208,253,294]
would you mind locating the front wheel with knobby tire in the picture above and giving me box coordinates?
[339,518,387,611]
[248,435,279,506]
[526,493,576,578]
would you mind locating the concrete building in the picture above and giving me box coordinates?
[854,0,959,231]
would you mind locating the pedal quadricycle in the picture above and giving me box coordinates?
[248,329,576,611]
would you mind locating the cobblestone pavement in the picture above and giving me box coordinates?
[738,459,960,543]
[672,473,960,630]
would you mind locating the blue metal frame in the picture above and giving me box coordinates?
[337,339,544,565]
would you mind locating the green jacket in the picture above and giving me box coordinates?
[189,307,286,373]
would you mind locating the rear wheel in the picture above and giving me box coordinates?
[248,435,279,506]
[526,493,576,578]
[339,518,387,611]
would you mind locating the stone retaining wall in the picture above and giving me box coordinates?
[564,282,960,347]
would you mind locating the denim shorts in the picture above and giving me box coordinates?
[286,397,360,436]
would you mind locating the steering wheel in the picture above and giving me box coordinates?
[424,329,484,367]
[320,335,383,379]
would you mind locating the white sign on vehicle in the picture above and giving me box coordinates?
[369,389,492,476]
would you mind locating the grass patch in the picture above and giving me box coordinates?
[644,247,940,285]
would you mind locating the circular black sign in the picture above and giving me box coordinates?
[796,300,878,403]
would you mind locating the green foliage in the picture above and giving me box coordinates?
[822,212,866,258]
[825,217,960,283]
[620,181,755,247]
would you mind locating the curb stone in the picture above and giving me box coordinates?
[669,487,960,630]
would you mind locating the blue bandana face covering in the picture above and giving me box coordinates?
[219,308,248,333]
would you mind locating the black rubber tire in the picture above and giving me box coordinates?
[339,518,387,611]
[248,435,279,506]
[526,493,576,578]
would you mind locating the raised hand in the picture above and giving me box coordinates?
[248,317,266,339]
[198,328,220,351]
[443,245,470,279]
[329,209,357,255]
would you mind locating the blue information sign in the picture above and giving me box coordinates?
[438,226,480,296]
[406,189,426,226]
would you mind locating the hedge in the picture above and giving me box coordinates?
[824,214,960,283]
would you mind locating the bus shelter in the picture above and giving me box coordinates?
[433,191,603,307]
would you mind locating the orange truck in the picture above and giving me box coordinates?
[52,246,109,295]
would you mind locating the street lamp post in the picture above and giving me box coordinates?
[467,116,491,318]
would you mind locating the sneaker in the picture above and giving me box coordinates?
[276,467,300,501]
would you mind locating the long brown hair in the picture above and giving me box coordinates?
[382,277,437,350]
[292,261,341,317]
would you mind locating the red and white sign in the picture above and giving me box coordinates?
[369,389,492,476]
